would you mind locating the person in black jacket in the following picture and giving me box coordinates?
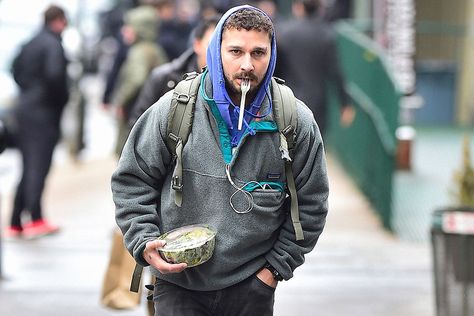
[128,15,220,126]
[6,5,69,239]
[275,0,354,138]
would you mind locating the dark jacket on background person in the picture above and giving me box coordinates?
[13,27,69,124]
[275,16,349,137]
[9,25,69,229]
[129,48,198,126]
[159,19,195,61]
[102,38,129,105]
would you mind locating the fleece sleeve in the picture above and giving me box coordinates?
[265,101,329,280]
[111,92,173,266]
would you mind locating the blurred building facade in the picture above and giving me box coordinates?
[320,0,474,243]
[273,0,472,127]
[344,0,473,127]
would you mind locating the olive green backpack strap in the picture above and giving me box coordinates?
[166,71,202,207]
[130,264,143,293]
[130,76,301,293]
[271,77,304,241]
[131,73,202,293]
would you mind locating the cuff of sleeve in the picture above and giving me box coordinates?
[134,241,150,267]
[264,256,293,281]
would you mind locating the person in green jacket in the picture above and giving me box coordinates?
[111,4,168,156]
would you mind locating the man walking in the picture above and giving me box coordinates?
[112,5,328,315]
[6,5,69,239]
[276,0,354,138]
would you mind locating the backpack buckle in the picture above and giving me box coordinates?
[281,125,294,137]
[183,71,199,80]
[176,94,190,103]
[273,76,286,84]
[172,175,183,191]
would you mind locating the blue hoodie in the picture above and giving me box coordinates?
[205,5,277,147]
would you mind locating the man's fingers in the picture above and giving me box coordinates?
[159,262,187,274]
[146,239,166,250]
[144,239,187,274]
[151,254,187,274]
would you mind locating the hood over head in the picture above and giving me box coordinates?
[206,5,277,140]
[125,5,159,42]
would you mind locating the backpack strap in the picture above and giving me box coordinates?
[166,71,202,207]
[130,72,202,294]
[271,77,304,241]
[130,263,143,293]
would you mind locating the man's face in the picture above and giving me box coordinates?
[220,28,271,100]
[121,25,136,45]
[50,16,68,34]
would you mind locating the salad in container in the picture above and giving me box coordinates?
[157,224,216,267]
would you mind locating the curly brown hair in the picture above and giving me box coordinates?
[223,8,274,40]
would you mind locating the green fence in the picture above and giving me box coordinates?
[327,22,401,230]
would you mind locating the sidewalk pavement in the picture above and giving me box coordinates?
[392,126,474,242]
[0,149,434,316]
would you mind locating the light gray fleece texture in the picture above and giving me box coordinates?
[111,76,329,291]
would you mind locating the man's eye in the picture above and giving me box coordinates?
[230,49,241,55]
[252,51,265,57]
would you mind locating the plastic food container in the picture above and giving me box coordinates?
[157,224,216,267]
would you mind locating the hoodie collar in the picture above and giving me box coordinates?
[205,5,277,140]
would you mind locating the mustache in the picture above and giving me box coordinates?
[233,73,258,81]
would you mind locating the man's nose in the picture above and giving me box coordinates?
[240,54,254,72]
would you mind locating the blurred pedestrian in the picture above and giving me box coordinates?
[155,0,196,61]
[99,1,157,112]
[5,5,69,239]
[110,4,168,156]
[99,0,138,109]
[199,0,220,18]
[112,5,328,315]
[99,0,138,41]
[324,0,352,22]
[129,14,220,126]
[276,0,354,138]
[0,119,8,154]
[250,0,280,21]
[212,0,247,13]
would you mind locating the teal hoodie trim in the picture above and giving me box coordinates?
[243,181,285,192]
[201,71,278,165]
[201,71,233,164]
[248,121,277,132]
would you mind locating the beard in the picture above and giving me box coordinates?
[224,72,260,97]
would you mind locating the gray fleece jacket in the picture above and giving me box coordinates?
[112,73,329,291]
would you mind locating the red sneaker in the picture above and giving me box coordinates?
[4,226,23,239]
[22,219,60,239]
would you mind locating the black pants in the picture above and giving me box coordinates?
[153,275,275,316]
[10,111,59,227]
